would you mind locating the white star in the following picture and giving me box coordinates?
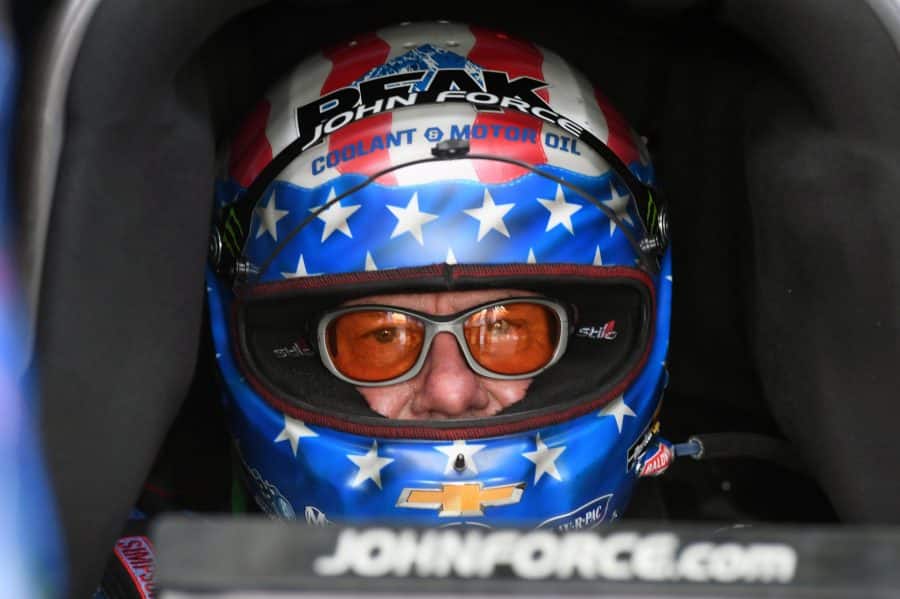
[666,275,673,282]
[598,394,636,434]
[522,433,566,483]
[273,415,318,457]
[593,245,603,266]
[309,187,361,242]
[464,189,515,241]
[347,441,394,490]
[387,192,438,245]
[434,440,486,475]
[445,247,457,265]
[254,190,290,241]
[537,184,582,234]
[602,183,635,236]
[281,254,320,278]
[365,251,378,271]
[527,248,537,264]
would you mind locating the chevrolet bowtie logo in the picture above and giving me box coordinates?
[396,482,525,517]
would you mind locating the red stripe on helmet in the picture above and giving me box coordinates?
[322,34,397,184]
[593,88,640,166]
[228,100,274,188]
[467,27,548,183]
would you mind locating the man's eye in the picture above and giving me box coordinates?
[372,328,398,343]
[489,320,511,334]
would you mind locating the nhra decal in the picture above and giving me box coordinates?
[114,536,156,598]
[313,528,798,582]
[536,494,613,531]
[296,68,585,152]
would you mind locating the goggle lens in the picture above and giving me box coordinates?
[463,302,560,375]
[326,311,425,383]
[323,300,563,384]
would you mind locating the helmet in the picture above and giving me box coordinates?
[207,20,672,528]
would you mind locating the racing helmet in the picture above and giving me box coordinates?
[207,21,672,528]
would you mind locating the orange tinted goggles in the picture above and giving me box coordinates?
[317,298,570,386]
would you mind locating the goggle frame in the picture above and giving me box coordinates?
[316,296,571,387]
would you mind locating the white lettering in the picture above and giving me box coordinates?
[436,90,466,103]
[313,528,355,576]
[312,529,798,583]
[631,533,678,581]
[510,532,557,579]
[355,99,384,120]
[466,91,500,105]
[597,532,636,580]
[385,93,418,110]
[323,110,355,134]
[500,96,532,113]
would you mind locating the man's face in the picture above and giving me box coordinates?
[344,289,538,420]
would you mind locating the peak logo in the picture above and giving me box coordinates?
[313,528,797,584]
[295,69,585,152]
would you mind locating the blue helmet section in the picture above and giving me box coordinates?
[206,247,671,528]
[215,161,654,283]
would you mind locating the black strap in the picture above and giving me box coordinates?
[679,433,807,474]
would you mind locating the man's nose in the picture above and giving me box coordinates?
[415,332,488,417]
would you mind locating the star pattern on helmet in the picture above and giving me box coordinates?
[281,254,320,278]
[254,190,289,241]
[273,415,318,457]
[601,183,635,236]
[434,439,486,475]
[464,189,514,241]
[244,168,645,283]
[387,192,438,245]
[309,187,361,242]
[347,440,394,490]
[521,433,566,484]
[598,394,636,434]
[365,251,378,271]
[537,184,582,234]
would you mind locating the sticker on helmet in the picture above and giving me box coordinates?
[636,441,674,478]
[296,68,585,152]
[272,338,315,358]
[242,459,296,518]
[396,482,524,517]
[576,320,618,340]
[536,493,613,531]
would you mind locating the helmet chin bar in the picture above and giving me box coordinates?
[209,107,669,287]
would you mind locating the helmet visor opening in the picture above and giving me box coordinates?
[233,265,653,434]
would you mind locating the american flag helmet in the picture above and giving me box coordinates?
[207,21,673,527]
